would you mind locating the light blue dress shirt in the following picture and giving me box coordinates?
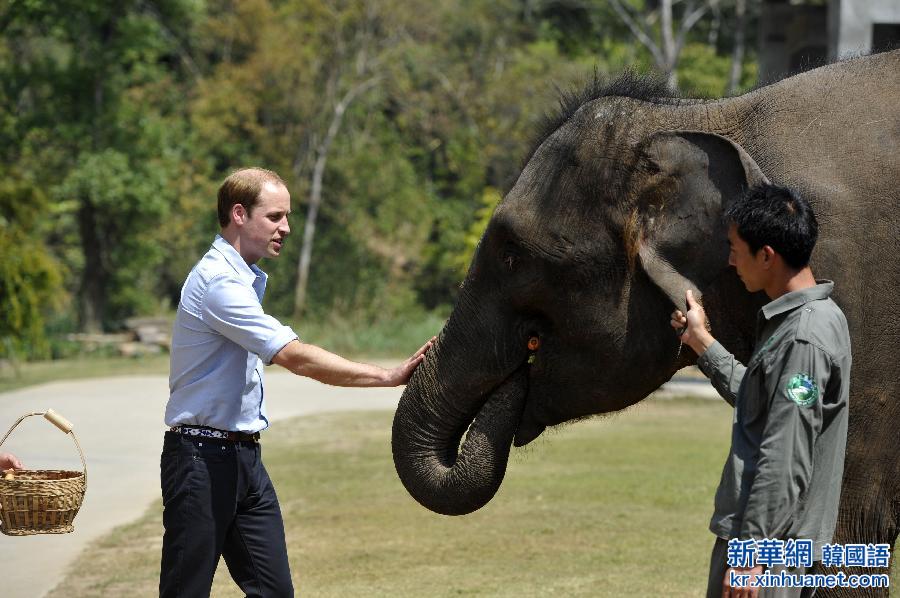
[165,235,298,433]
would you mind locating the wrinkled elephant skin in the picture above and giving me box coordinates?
[392,51,900,595]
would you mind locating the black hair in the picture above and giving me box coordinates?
[724,184,818,269]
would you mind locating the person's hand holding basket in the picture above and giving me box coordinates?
[0,409,87,535]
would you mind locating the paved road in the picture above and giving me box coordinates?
[0,372,406,597]
[0,371,719,597]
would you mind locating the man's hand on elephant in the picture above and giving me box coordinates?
[0,452,23,471]
[274,336,435,387]
[384,336,437,386]
[670,289,715,356]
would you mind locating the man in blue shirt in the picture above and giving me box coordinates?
[161,167,434,597]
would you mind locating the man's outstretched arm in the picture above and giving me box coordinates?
[272,337,436,387]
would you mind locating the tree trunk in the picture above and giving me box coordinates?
[660,0,678,88]
[292,78,378,319]
[293,95,351,319]
[608,0,710,91]
[78,21,111,333]
[77,199,105,333]
[293,142,330,320]
[727,0,747,95]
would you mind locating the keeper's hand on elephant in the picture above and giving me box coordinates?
[670,289,715,356]
[722,565,764,598]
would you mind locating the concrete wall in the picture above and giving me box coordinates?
[829,0,900,59]
[759,0,900,82]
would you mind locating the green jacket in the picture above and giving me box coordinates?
[697,281,851,559]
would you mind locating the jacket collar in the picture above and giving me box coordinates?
[761,280,834,321]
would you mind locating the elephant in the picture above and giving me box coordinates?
[392,49,900,593]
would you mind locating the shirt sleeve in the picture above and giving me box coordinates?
[200,274,298,364]
[739,340,830,541]
[696,340,746,407]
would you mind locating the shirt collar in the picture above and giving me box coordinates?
[760,280,834,320]
[211,234,267,286]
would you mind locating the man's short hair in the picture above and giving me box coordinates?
[217,168,286,228]
[724,184,818,269]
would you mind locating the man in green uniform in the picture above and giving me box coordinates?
[671,184,851,598]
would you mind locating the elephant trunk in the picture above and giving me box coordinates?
[391,304,528,515]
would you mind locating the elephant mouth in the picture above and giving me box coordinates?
[455,360,533,457]
[513,391,547,447]
[470,355,547,449]
[463,359,549,450]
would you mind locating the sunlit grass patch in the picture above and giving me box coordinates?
[50,397,887,597]
[0,354,170,394]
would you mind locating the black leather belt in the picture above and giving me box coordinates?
[170,425,260,442]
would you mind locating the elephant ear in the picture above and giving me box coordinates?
[634,131,768,313]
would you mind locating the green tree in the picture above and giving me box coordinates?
[56,151,170,324]
[0,176,65,359]
[1,0,202,331]
[606,0,713,88]
[0,0,762,359]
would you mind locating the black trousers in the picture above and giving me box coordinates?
[159,431,294,597]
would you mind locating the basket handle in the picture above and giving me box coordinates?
[0,409,88,485]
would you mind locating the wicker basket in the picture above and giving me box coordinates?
[0,409,87,536]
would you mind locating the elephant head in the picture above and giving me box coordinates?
[392,77,770,516]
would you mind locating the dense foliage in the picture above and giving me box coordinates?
[1,0,758,359]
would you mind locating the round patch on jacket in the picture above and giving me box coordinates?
[786,374,818,407]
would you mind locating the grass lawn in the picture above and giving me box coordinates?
[0,309,445,395]
[48,396,895,597]
[0,354,171,394]
[49,396,735,597]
